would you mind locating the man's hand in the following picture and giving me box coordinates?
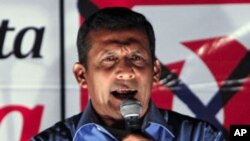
[122,134,152,141]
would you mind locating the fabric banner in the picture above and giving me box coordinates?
[0,0,61,140]
[77,1,250,140]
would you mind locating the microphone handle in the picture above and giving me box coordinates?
[125,116,141,132]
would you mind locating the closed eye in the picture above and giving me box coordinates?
[103,56,117,62]
[130,55,143,61]
[100,56,118,68]
[129,55,147,67]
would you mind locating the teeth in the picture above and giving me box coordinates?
[111,89,137,99]
[117,89,136,94]
[118,90,132,94]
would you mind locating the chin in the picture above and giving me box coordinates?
[109,113,123,121]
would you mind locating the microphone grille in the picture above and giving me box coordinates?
[120,98,141,118]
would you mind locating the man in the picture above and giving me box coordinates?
[32,7,224,141]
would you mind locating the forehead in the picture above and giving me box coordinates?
[87,29,150,52]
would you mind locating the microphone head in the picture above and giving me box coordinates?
[120,98,142,131]
[120,98,141,118]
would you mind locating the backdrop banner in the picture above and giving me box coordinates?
[0,0,61,140]
[1,0,250,140]
[77,1,250,140]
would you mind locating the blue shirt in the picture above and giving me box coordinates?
[32,100,224,141]
[73,101,174,141]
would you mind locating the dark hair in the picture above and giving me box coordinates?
[76,7,155,68]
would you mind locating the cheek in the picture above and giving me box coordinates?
[137,71,153,100]
[138,79,152,116]
[87,73,112,103]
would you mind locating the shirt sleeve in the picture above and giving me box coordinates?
[203,123,224,141]
[30,122,73,141]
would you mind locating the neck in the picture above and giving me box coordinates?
[100,116,127,129]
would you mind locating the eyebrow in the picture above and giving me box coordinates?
[103,37,143,46]
[98,37,148,58]
[98,47,146,59]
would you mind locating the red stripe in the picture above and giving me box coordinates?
[80,88,89,111]
[92,0,250,9]
[224,76,250,130]
[182,36,247,87]
[152,83,174,110]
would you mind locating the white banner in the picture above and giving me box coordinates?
[0,0,61,140]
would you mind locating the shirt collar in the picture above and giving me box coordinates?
[76,100,175,140]
[142,101,175,140]
[76,101,101,129]
[142,101,168,129]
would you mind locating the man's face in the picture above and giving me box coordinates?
[76,29,160,123]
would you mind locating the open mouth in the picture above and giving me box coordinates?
[111,89,137,100]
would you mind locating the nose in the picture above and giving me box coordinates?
[116,59,135,80]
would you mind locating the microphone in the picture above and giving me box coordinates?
[120,98,142,132]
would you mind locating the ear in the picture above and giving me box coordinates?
[73,62,87,88]
[153,59,161,84]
